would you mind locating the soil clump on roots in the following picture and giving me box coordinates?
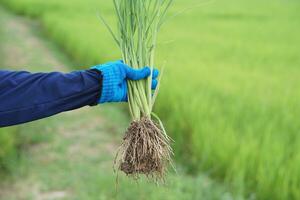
[115,117,173,181]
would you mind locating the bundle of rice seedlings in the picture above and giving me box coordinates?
[100,0,174,181]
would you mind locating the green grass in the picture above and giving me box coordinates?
[7,108,235,200]
[1,0,300,199]
[0,6,236,200]
[0,9,19,172]
[0,128,18,172]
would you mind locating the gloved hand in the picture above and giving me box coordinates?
[91,60,159,104]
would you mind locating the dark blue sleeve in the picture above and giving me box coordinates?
[0,69,102,127]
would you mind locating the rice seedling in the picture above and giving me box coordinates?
[99,0,174,181]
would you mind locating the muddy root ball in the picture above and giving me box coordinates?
[115,117,173,180]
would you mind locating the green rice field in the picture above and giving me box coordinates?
[1,0,300,199]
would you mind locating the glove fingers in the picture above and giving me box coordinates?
[152,79,158,90]
[152,68,159,79]
[123,82,128,102]
[125,66,151,80]
[115,83,127,102]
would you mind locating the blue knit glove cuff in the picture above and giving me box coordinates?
[91,63,127,104]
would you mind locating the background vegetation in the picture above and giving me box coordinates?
[0,128,17,172]
[0,6,234,199]
[0,0,300,199]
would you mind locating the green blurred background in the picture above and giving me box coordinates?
[0,0,300,199]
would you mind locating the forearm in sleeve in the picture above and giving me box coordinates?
[0,69,102,127]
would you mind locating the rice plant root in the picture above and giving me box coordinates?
[115,117,173,181]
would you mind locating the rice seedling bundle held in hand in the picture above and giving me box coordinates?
[101,0,174,180]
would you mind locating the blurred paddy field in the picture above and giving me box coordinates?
[0,0,300,199]
[0,5,236,200]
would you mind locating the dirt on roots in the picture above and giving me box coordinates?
[115,117,173,181]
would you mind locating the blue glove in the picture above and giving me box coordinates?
[91,60,159,104]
